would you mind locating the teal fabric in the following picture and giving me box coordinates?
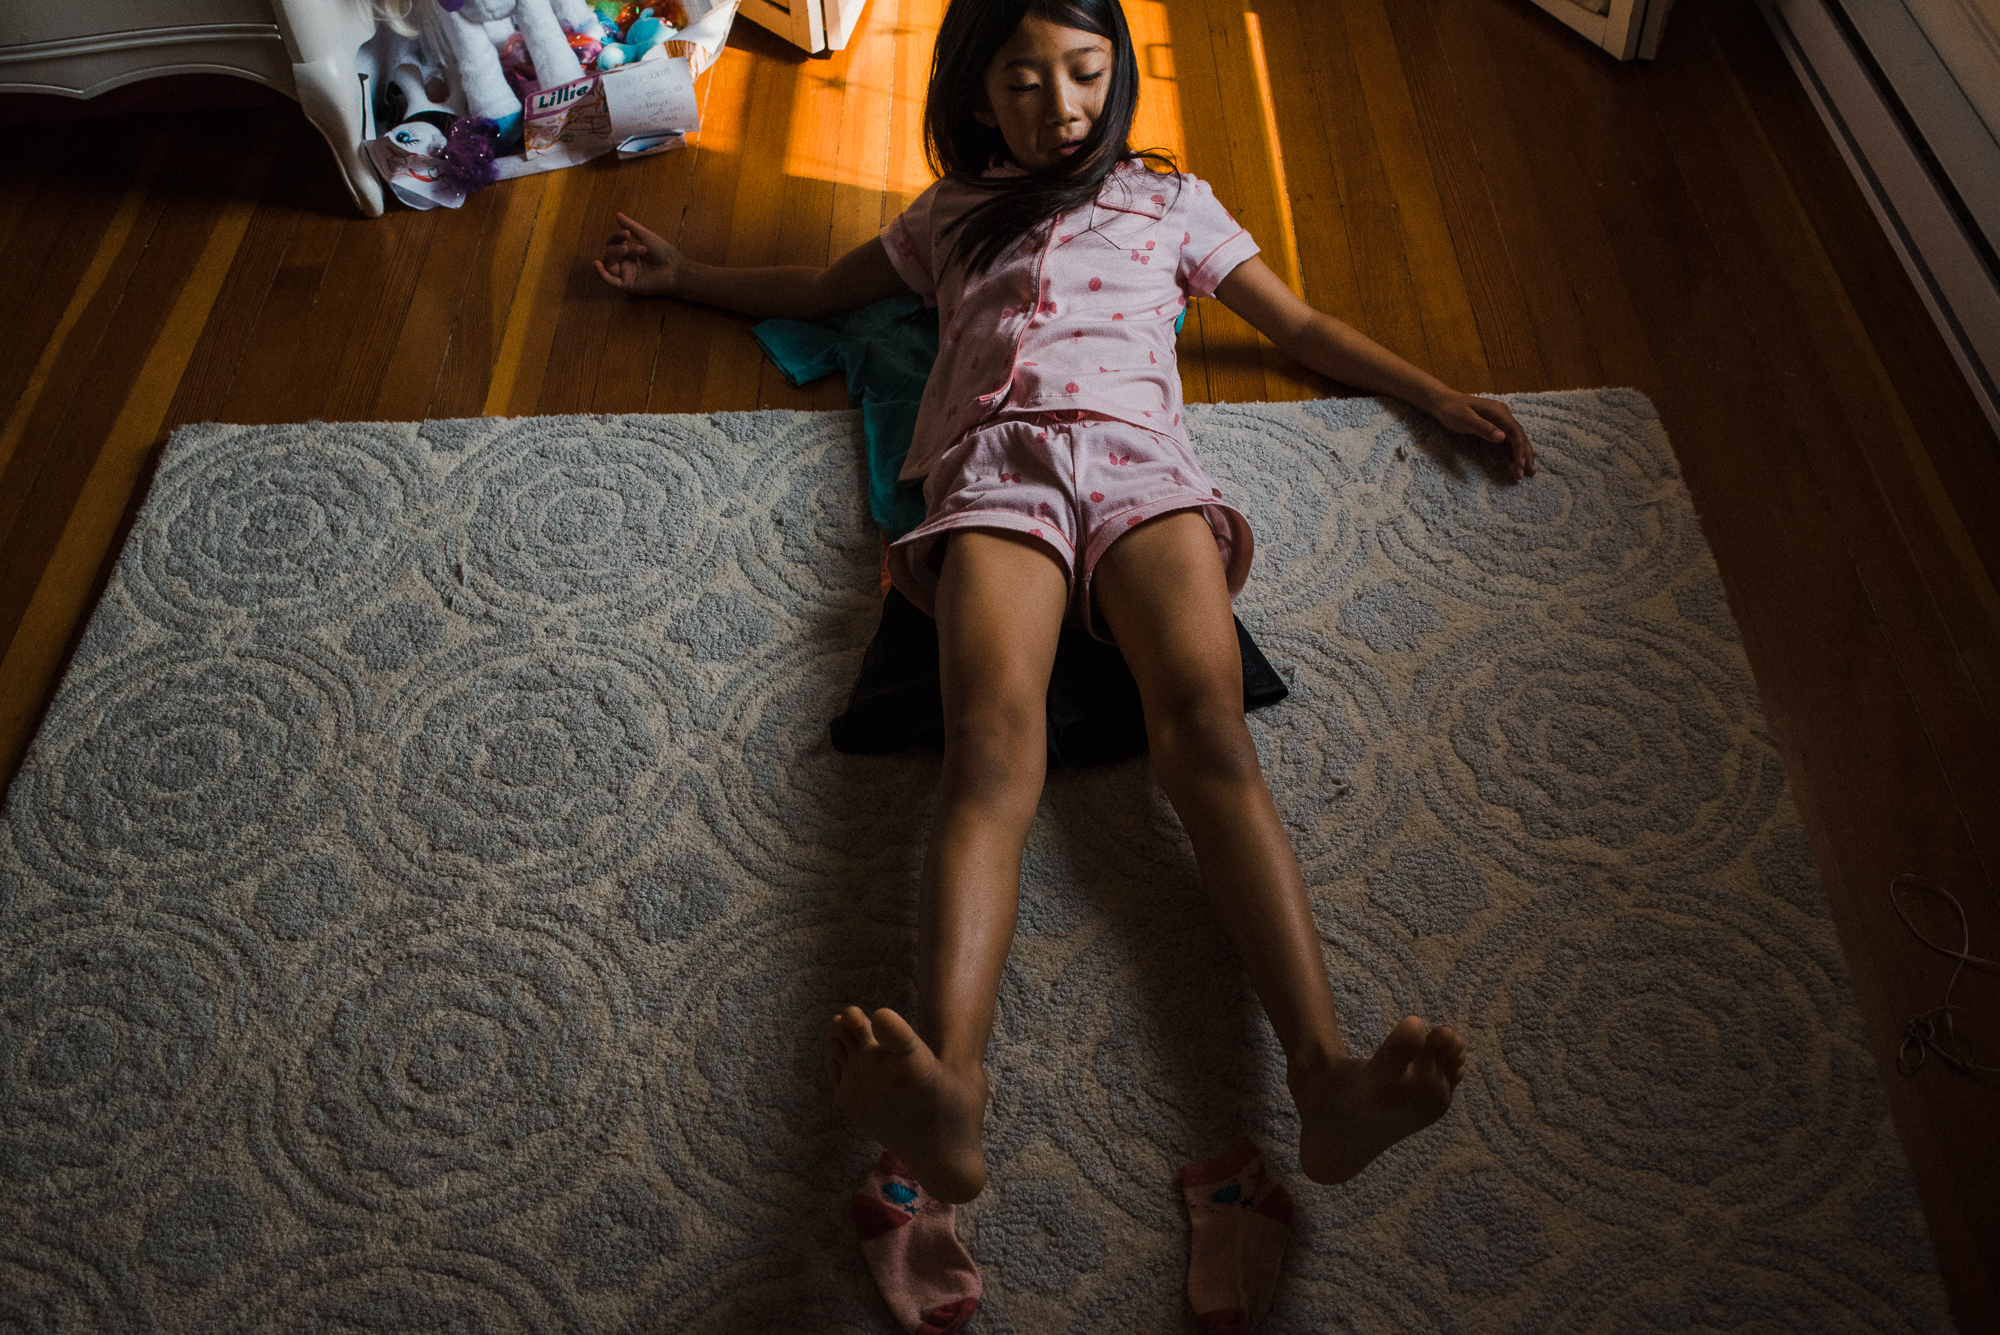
[754,295,1189,541]
[753,295,937,539]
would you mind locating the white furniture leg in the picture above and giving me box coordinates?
[289,52,384,216]
[270,0,386,216]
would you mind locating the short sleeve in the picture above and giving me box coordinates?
[881,182,944,305]
[1175,175,1261,298]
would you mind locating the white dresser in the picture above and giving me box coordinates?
[0,0,386,215]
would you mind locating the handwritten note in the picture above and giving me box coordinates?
[602,58,701,138]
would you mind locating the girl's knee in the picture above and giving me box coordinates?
[943,697,1048,793]
[1148,688,1261,788]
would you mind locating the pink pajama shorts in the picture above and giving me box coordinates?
[886,411,1254,640]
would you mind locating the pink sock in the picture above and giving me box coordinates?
[1180,1137,1294,1334]
[852,1151,981,1335]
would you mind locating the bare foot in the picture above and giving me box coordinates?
[1289,1016,1466,1184]
[824,1005,990,1204]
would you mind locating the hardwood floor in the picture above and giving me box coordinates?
[3,0,1994,1323]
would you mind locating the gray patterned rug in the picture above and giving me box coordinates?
[0,392,1951,1333]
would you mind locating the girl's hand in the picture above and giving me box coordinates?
[595,212,683,297]
[1427,392,1537,481]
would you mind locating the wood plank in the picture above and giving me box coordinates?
[1157,0,1260,404]
[1159,0,1279,405]
[0,140,56,258]
[159,117,315,429]
[1124,0,1217,409]
[530,34,765,421]
[1706,0,2000,580]
[1381,0,1547,391]
[1233,4,1315,403]
[1253,0,1359,350]
[483,169,598,416]
[368,183,503,421]
[1340,0,1492,396]
[646,28,769,414]
[0,129,171,482]
[533,155,650,417]
[216,157,357,426]
[0,120,277,780]
[0,119,242,603]
[1423,0,1603,391]
[428,172,550,419]
[0,214,168,562]
[1648,25,2000,1322]
[580,17,760,414]
[293,207,439,422]
[0,161,140,399]
[325,215,443,420]
[587,143,700,413]
[886,0,946,215]
[1652,8,2000,876]
[1700,0,2000,666]
[689,31,808,414]
[1473,0,1659,396]
[755,42,848,411]
[1291,0,1437,387]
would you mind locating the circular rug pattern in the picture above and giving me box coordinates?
[0,398,1947,1332]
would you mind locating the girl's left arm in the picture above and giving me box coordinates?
[1214,258,1536,481]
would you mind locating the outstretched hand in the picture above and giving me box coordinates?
[595,211,683,297]
[1427,393,1537,481]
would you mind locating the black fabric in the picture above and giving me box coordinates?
[829,588,1288,766]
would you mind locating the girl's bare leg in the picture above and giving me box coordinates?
[1092,512,1467,1183]
[825,530,1069,1203]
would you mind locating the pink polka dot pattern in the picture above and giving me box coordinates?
[876,161,1261,484]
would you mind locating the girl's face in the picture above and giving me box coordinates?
[974,13,1114,171]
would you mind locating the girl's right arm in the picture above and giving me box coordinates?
[594,212,911,320]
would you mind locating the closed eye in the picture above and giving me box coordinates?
[1007,68,1104,92]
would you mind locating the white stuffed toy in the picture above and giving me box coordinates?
[376,0,605,137]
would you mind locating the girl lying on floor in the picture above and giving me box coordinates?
[599,0,1536,1326]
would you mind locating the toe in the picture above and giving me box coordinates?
[1378,1015,1429,1064]
[870,1007,923,1056]
[829,1007,876,1057]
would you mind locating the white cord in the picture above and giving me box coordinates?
[1890,874,2000,1082]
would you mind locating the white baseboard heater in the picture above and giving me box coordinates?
[1758,0,2000,439]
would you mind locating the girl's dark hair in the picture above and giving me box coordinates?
[924,0,1174,275]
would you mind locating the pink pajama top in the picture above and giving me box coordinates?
[879,161,1261,483]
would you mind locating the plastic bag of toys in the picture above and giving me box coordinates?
[358,0,740,210]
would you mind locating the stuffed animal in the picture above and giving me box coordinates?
[595,6,679,69]
[359,23,502,199]
[373,0,606,144]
